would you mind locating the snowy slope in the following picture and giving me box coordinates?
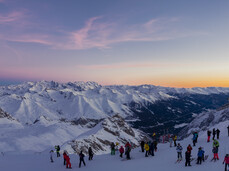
[0,125,228,171]
[179,103,229,138]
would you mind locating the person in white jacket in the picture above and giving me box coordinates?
[176,143,183,160]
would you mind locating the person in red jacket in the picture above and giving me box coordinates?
[119,146,124,158]
[65,155,72,169]
[223,154,229,171]
[187,144,192,154]
[63,151,67,165]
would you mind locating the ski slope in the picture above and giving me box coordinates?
[1,127,228,171]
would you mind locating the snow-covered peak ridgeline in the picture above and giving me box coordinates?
[63,114,148,155]
[1,80,229,125]
[179,103,229,139]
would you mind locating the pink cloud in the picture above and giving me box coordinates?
[0,11,25,23]
[59,16,185,50]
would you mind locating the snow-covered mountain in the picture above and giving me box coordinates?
[63,114,148,155]
[0,81,229,153]
[179,103,229,139]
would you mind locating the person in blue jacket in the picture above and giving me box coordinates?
[197,147,204,164]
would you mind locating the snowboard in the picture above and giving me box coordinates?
[121,158,133,161]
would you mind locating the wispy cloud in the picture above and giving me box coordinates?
[0,14,205,50]
[0,11,25,24]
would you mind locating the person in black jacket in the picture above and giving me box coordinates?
[227,126,229,137]
[88,147,93,160]
[79,151,86,168]
[140,140,145,152]
[149,142,155,156]
[185,150,191,167]
[212,128,216,140]
[216,129,220,139]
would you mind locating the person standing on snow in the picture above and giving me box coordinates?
[216,129,220,139]
[55,145,60,157]
[88,147,94,160]
[227,126,229,137]
[119,146,124,158]
[185,150,191,167]
[140,140,145,152]
[169,136,173,147]
[213,128,216,140]
[50,150,54,163]
[65,154,72,169]
[110,142,115,155]
[197,147,204,165]
[223,154,229,171]
[144,142,149,157]
[125,142,131,160]
[150,141,155,156]
[176,143,183,161]
[212,146,219,161]
[63,150,67,165]
[207,130,212,142]
[192,132,198,146]
[187,144,192,154]
[153,140,158,152]
[173,135,177,147]
[79,151,86,168]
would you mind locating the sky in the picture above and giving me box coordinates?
[0,0,229,87]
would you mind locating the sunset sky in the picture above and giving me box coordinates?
[0,0,229,87]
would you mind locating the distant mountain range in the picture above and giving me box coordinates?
[0,81,229,153]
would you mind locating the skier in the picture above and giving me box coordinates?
[212,146,219,161]
[119,146,124,158]
[213,128,216,140]
[50,150,54,163]
[216,129,220,139]
[79,151,86,168]
[223,154,229,171]
[187,144,192,154]
[185,150,191,167]
[197,147,204,165]
[213,139,219,149]
[227,126,229,137]
[173,135,177,147]
[153,140,158,152]
[150,141,155,156]
[207,130,212,142]
[125,142,131,160]
[65,154,72,169]
[176,143,183,161]
[88,147,93,160]
[110,142,115,155]
[192,132,198,146]
[140,140,145,152]
[144,142,149,157]
[63,150,67,165]
[55,145,60,157]
[169,136,173,147]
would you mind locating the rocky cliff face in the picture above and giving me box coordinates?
[179,103,229,139]
[64,114,149,155]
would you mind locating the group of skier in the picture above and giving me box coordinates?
[50,145,93,169]
[207,128,221,142]
[48,125,229,170]
[111,141,132,160]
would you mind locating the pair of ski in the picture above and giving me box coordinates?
[175,158,182,163]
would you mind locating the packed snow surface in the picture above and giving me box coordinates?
[1,125,229,171]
